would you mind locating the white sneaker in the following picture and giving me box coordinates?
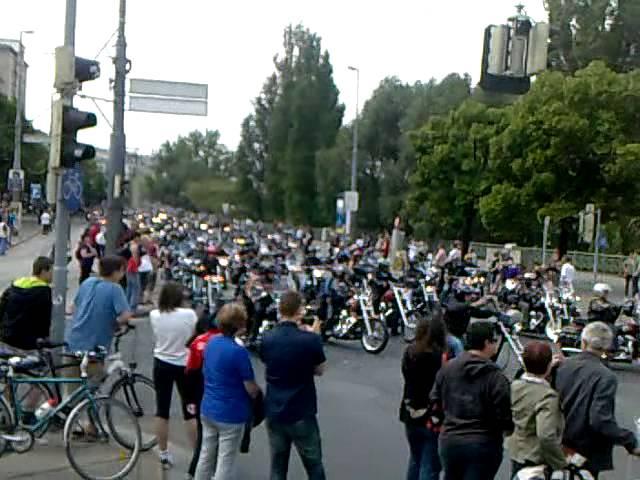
[158,450,174,470]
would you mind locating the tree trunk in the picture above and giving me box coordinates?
[558,217,570,257]
[461,205,475,257]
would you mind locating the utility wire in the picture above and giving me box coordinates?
[94,28,118,60]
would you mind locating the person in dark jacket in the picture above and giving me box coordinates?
[430,320,513,480]
[554,321,640,478]
[399,309,447,480]
[0,256,53,350]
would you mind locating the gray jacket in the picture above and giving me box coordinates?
[554,351,636,472]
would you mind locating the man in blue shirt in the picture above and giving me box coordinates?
[66,255,133,353]
[260,290,327,480]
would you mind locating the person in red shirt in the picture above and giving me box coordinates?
[185,320,220,480]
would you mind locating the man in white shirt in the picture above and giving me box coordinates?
[560,255,576,292]
[447,240,462,264]
[40,210,51,235]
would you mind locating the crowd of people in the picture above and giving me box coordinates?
[399,308,640,480]
[2,210,640,480]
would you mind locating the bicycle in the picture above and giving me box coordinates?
[0,348,142,480]
[4,325,157,452]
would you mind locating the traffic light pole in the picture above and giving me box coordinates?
[105,0,127,256]
[50,0,76,345]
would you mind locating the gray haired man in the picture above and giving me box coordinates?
[554,322,640,478]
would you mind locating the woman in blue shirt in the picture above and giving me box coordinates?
[195,303,261,480]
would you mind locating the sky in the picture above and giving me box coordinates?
[2,0,548,155]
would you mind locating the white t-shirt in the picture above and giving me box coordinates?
[96,231,106,246]
[0,221,7,239]
[139,254,153,273]
[41,212,51,225]
[560,262,576,286]
[150,307,197,366]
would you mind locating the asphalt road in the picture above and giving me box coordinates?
[2,232,640,479]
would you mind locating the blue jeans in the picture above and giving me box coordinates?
[447,335,464,358]
[126,272,140,310]
[0,237,7,255]
[405,424,441,480]
[267,416,326,480]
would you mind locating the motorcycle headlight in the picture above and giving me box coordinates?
[313,269,324,279]
[218,257,229,267]
[425,285,435,293]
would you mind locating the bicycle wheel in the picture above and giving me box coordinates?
[14,382,57,429]
[109,373,157,451]
[0,394,15,457]
[64,396,141,480]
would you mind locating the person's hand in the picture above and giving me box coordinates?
[311,317,323,334]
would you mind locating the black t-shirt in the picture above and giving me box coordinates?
[260,321,326,423]
[79,245,95,271]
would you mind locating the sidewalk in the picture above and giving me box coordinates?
[8,215,40,250]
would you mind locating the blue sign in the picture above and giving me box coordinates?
[62,168,83,213]
[30,183,42,201]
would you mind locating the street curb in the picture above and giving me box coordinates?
[9,229,41,249]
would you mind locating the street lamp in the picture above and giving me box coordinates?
[346,65,359,237]
[11,29,34,205]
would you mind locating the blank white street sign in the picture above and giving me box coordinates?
[129,79,208,99]
[129,95,208,116]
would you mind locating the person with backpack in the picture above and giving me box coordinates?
[0,256,53,350]
[399,309,448,480]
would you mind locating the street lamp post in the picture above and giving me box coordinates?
[12,30,34,207]
[347,65,359,237]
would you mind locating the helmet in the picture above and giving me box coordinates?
[206,245,220,255]
[593,283,611,297]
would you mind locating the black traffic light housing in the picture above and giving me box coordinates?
[61,106,97,168]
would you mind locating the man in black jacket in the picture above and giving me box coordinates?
[431,321,513,480]
[555,321,640,478]
[0,256,53,350]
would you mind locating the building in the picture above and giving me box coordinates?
[0,40,28,108]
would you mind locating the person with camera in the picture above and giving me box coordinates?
[260,290,326,480]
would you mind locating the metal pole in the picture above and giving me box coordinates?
[11,33,25,204]
[345,66,359,238]
[542,216,550,266]
[50,0,77,345]
[105,0,127,255]
[593,208,601,283]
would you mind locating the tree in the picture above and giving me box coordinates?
[545,0,640,73]
[354,74,471,230]
[81,159,107,207]
[265,25,344,224]
[481,61,640,252]
[406,101,506,249]
[144,129,232,211]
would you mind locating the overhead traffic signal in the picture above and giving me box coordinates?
[49,47,100,169]
[479,7,549,95]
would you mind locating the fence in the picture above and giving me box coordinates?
[470,242,626,275]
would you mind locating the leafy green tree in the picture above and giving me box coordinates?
[144,129,232,210]
[407,101,506,248]
[81,159,107,206]
[545,0,640,73]
[481,62,640,252]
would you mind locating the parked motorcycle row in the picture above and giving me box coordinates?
[132,209,640,367]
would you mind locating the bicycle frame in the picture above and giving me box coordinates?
[4,371,97,438]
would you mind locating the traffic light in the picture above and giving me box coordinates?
[479,8,549,95]
[49,47,100,169]
[61,106,97,167]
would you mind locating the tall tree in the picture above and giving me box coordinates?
[545,0,640,73]
[266,25,343,224]
[481,61,640,252]
[406,101,506,248]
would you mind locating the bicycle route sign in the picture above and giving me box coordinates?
[62,168,83,213]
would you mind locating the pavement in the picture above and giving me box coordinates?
[2,234,640,479]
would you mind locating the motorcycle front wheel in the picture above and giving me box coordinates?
[360,318,389,354]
